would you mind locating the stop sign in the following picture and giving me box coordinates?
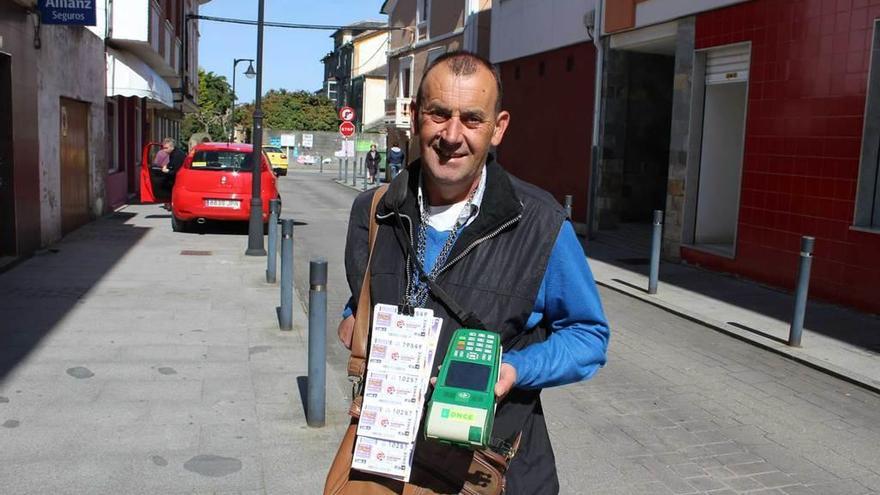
[339,121,356,137]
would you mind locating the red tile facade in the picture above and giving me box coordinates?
[690,0,880,313]
[496,42,597,222]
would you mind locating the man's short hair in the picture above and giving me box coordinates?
[162,138,176,147]
[415,50,503,114]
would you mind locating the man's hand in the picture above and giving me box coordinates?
[337,315,355,349]
[161,167,169,173]
[494,363,517,401]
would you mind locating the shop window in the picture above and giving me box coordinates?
[855,20,880,230]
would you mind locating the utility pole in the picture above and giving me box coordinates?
[245,0,267,256]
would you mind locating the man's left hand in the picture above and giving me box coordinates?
[494,363,517,401]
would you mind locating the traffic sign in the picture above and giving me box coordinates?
[339,106,356,122]
[339,121,356,138]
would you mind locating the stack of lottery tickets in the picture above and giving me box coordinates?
[351,303,442,481]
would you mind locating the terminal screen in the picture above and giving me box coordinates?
[444,361,491,392]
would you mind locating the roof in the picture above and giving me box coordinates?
[194,142,254,152]
[329,20,387,39]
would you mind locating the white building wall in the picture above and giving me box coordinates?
[364,77,387,131]
[490,0,596,64]
[353,32,390,78]
[37,26,107,244]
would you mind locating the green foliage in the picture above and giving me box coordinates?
[236,89,338,132]
[181,69,234,144]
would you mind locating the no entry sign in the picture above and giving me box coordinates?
[339,121,356,138]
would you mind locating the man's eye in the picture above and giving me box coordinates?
[429,112,450,123]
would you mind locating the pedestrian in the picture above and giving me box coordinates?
[387,142,405,178]
[365,143,381,184]
[159,138,186,199]
[331,51,610,494]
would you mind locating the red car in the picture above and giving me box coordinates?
[140,142,280,232]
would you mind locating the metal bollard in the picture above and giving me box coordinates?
[337,158,342,180]
[648,210,663,295]
[319,155,324,174]
[343,158,348,183]
[278,219,294,331]
[362,157,368,191]
[307,258,328,427]
[266,199,281,283]
[788,236,815,347]
[350,158,357,186]
[564,195,573,220]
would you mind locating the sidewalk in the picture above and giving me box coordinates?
[585,224,880,393]
[0,205,349,494]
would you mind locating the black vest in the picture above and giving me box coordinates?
[345,158,565,494]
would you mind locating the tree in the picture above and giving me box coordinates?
[234,89,338,135]
[181,69,234,144]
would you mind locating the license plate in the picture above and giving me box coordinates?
[204,199,240,209]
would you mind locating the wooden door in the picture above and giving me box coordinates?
[60,98,90,234]
[0,54,15,255]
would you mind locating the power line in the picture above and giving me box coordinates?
[188,14,404,32]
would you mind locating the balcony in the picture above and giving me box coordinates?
[109,0,180,78]
[384,98,411,128]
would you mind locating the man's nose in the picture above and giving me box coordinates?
[439,116,464,147]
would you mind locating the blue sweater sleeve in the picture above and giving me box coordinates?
[502,222,610,389]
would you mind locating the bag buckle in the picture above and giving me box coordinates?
[489,437,518,460]
[348,375,363,400]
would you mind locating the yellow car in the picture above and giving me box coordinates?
[263,146,289,176]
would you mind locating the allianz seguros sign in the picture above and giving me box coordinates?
[39,0,97,26]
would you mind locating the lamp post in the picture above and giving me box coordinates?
[230,58,255,143]
[245,0,267,256]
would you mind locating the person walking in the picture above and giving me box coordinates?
[364,144,381,184]
[386,142,405,179]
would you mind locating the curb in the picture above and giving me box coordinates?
[595,278,880,396]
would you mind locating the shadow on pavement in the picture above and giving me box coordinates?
[587,222,880,354]
[0,211,149,381]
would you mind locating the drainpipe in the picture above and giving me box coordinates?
[587,0,604,240]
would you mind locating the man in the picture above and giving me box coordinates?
[338,51,609,494]
[387,142,405,179]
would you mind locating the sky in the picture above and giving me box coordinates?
[197,0,386,104]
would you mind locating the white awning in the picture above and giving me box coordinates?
[106,48,174,108]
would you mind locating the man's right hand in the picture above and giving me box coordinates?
[337,315,355,349]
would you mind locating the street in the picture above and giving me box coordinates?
[0,169,877,494]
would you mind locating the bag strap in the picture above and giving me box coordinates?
[347,185,389,391]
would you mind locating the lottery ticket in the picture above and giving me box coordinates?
[352,436,413,481]
[363,370,422,405]
[356,402,421,442]
[368,336,426,373]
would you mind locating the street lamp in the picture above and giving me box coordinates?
[245,0,266,256]
[230,58,255,143]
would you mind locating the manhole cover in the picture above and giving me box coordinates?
[180,250,212,256]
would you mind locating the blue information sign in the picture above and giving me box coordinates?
[269,136,282,147]
[39,0,97,26]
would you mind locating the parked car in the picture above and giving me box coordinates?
[262,146,289,176]
[140,142,280,232]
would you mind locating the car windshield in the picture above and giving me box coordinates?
[190,150,256,171]
[263,147,282,154]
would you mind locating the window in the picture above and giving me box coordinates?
[190,150,256,171]
[855,20,880,229]
[418,0,429,23]
[399,58,413,99]
[417,0,430,39]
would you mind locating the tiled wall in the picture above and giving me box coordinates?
[496,42,597,223]
[689,0,880,313]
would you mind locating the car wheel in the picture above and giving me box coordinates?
[171,214,190,233]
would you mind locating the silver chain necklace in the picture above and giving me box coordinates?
[404,183,477,308]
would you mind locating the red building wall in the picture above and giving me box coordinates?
[496,42,596,222]
[687,0,880,313]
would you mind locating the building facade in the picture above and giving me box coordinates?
[320,21,386,119]
[1,0,108,257]
[105,0,208,210]
[380,0,492,160]
[490,0,598,227]
[599,0,880,313]
[0,0,207,260]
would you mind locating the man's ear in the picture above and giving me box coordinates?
[491,110,511,147]
[410,98,419,135]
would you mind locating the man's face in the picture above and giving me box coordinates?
[413,63,509,199]
[162,142,174,153]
